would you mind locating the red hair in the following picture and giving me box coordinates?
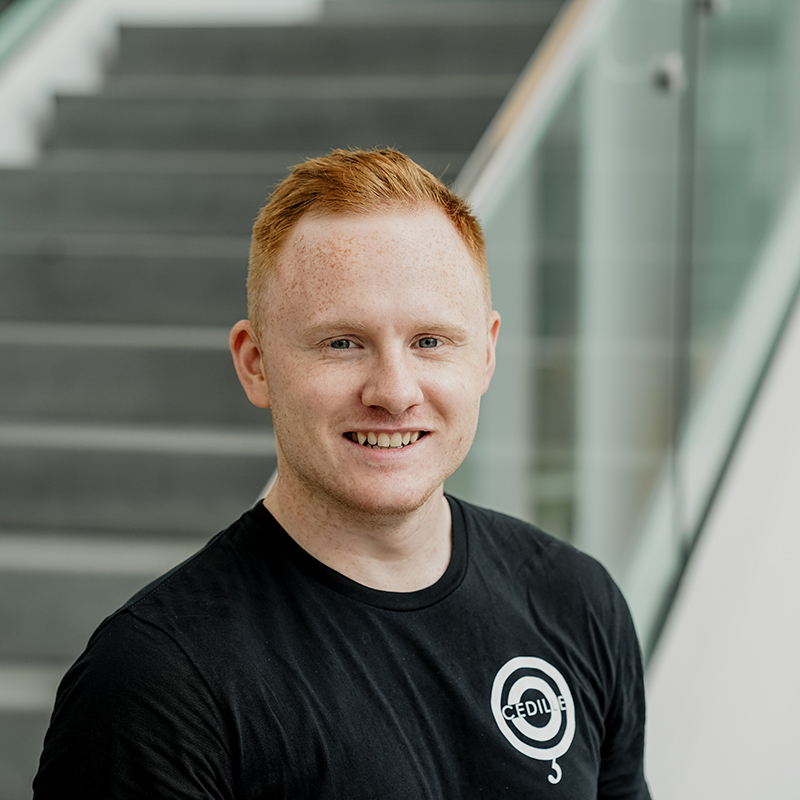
[247,148,489,336]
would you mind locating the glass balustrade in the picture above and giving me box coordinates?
[449,0,800,657]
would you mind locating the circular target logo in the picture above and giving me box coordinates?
[491,656,575,784]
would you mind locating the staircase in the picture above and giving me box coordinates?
[0,5,558,795]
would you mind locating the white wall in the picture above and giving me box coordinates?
[0,0,323,164]
[645,287,800,797]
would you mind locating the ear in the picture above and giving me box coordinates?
[480,311,501,395]
[229,320,271,408]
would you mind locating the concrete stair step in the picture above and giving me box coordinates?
[47,92,501,153]
[321,0,563,21]
[0,704,53,800]
[0,324,261,425]
[0,576,158,663]
[0,166,281,235]
[0,146,468,234]
[100,73,516,99]
[0,422,274,533]
[110,21,548,77]
[39,147,326,172]
[0,237,248,326]
[0,532,203,660]
[38,146,467,182]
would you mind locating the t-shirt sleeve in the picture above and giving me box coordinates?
[597,584,652,800]
[33,610,235,800]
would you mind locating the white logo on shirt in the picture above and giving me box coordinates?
[490,656,576,785]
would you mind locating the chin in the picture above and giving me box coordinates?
[323,480,441,520]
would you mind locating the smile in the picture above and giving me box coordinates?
[345,431,427,449]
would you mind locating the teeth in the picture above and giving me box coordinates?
[351,431,424,449]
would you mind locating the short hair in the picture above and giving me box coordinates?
[247,148,489,337]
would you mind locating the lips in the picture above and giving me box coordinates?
[345,431,426,449]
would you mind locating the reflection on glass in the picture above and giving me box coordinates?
[449,0,800,656]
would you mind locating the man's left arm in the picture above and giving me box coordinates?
[597,587,651,800]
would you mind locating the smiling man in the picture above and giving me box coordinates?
[230,196,498,593]
[34,149,650,799]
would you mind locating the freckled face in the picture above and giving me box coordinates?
[260,208,499,518]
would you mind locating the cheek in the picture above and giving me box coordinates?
[264,352,314,399]
[427,370,484,422]
[262,358,307,424]
[269,360,359,423]
[438,357,488,396]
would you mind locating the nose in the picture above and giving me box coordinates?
[360,349,424,415]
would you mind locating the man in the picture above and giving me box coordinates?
[34,149,650,798]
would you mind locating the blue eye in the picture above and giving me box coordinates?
[418,337,440,349]
[330,339,352,349]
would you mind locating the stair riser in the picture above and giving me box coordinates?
[111,24,546,76]
[0,345,264,425]
[0,147,467,234]
[0,253,248,325]
[0,711,51,800]
[0,448,274,533]
[0,171,279,235]
[0,570,171,661]
[49,95,499,153]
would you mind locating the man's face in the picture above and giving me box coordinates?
[259,207,499,519]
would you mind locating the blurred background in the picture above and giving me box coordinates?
[1,0,799,796]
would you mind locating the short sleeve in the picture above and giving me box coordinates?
[33,611,235,800]
[597,589,651,800]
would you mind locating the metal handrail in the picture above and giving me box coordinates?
[454,0,620,215]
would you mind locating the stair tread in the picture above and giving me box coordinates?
[0,662,67,712]
[30,148,469,174]
[109,17,551,77]
[0,420,274,455]
[0,231,249,256]
[97,73,518,98]
[0,531,202,576]
[0,321,232,349]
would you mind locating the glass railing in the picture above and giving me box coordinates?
[449,0,800,658]
[0,0,65,69]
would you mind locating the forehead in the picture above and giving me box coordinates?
[270,208,486,318]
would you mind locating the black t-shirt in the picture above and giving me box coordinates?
[34,497,650,799]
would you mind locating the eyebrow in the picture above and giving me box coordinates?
[301,318,472,340]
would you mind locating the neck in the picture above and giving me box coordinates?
[263,477,452,593]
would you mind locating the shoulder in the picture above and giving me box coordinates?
[108,504,271,632]
[453,497,611,582]
[60,609,206,704]
[452,496,632,626]
[35,609,236,797]
[59,504,282,701]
